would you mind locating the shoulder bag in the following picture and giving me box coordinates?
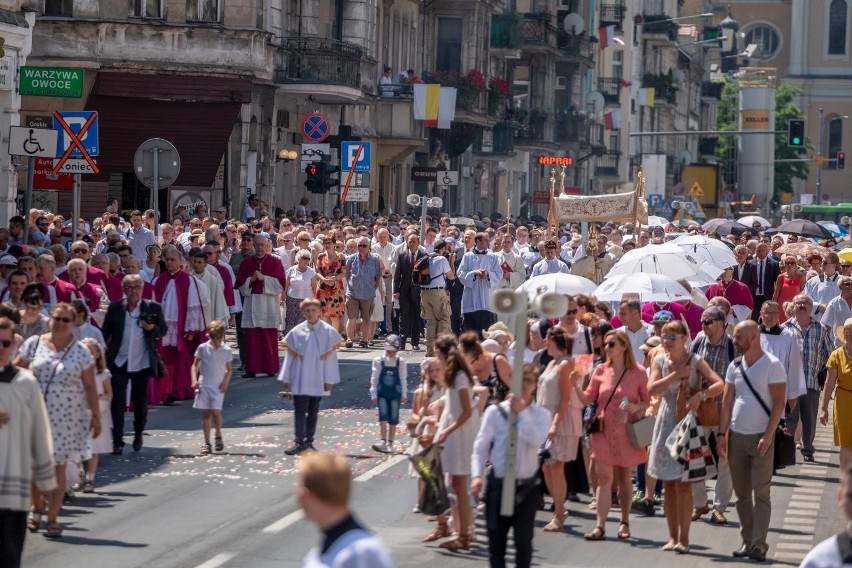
[585,367,627,434]
[734,357,797,469]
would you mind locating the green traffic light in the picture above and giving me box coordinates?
[792,137,801,145]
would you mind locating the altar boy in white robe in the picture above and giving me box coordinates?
[188,248,229,325]
[279,298,343,456]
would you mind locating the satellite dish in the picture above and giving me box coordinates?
[678,150,692,164]
[672,69,685,84]
[586,91,606,114]
[562,13,585,35]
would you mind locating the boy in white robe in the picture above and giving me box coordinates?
[279,298,343,455]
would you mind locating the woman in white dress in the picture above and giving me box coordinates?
[428,334,478,551]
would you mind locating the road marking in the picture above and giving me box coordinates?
[792,486,824,492]
[355,454,406,482]
[774,552,808,561]
[262,510,304,534]
[777,543,814,550]
[779,534,815,540]
[195,553,235,568]
[794,480,825,487]
[788,501,821,509]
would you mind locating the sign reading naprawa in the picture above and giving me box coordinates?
[19,67,84,98]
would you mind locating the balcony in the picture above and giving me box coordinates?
[475,121,518,155]
[557,32,594,63]
[517,17,557,51]
[641,15,678,43]
[594,150,622,177]
[642,72,678,105]
[598,77,622,104]
[515,120,559,152]
[554,115,588,144]
[701,81,723,100]
[274,37,375,103]
[599,2,627,31]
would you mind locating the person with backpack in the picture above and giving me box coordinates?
[418,239,454,357]
[689,306,736,526]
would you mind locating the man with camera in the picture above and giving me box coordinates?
[102,274,167,454]
[420,239,455,357]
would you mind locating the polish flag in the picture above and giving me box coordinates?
[604,110,621,130]
[599,25,616,49]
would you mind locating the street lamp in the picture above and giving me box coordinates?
[490,287,568,516]
[406,194,443,238]
[276,149,298,162]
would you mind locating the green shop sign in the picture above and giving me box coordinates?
[19,66,84,98]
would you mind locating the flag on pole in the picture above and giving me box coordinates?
[638,88,655,107]
[599,25,616,49]
[604,109,621,130]
[414,84,457,128]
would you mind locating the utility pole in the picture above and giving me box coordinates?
[816,105,824,205]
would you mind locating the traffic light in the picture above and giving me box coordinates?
[304,161,322,192]
[788,118,805,148]
[321,162,340,191]
[838,151,846,170]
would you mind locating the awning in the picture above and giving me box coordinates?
[85,73,251,187]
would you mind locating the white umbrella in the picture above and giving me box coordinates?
[673,234,737,270]
[519,273,597,299]
[594,273,692,302]
[605,243,723,282]
[641,215,670,227]
[738,215,771,229]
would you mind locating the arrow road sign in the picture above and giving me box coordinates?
[8,126,58,157]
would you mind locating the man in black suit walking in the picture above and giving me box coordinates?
[733,245,757,287]
[394,233,425,351]
[749,242,780,321]
[101,274,168,454]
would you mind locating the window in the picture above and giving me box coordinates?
[436,18,462,74]
[829,0,848,55]
[186,0,220,22]
[612,50,623,80]
[133,0,163,18]
[828,117,844,169]
[744,25,780,59]
[44,0,72,16]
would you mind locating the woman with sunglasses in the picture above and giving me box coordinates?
[315,232,347,334]
[582,329,650,541]
[17,303,99,538]
[647,320,723,553]
[772,255,806,323]
[284,250,318,334]
[19,284,49,341]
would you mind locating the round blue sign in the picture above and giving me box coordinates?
[301,113,331,143]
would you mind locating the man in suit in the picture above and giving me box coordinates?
[732,245,757,287]
[101,274,167,454]
[394,232,425,350]
[749,242,780,321]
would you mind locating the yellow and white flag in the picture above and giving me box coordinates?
[638,87,655,107]
[413,84,456,129]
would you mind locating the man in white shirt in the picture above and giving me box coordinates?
[126,210,156,260]
[531,240,570,277]
[804,252,842,323]
[420,240,455,357]
[618,299,653,363]
[757,301,806,408]
[719,320,787,562]
[822,276,852,347]
[471,369,551,568]
[372,228,398,335]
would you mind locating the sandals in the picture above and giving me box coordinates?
[439,532,471,551]
[82,479,95,493]
[617,522,631,540]
[674,543,691,554]
[422,521,451,542]
[27,507,43,532]
[584,526,606,541]
[543,513,566,532]
[214,437,224,452]
[200,443,212,456]
[45,522,63,538]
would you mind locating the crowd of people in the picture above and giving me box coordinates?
[1,202,851,568]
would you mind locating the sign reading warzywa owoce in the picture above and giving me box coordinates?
[19,66,84,98]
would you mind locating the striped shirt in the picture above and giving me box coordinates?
[782,318,833,391]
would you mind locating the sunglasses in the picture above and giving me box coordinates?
[604,341,619,348]
[52,316,73,323]
[357,244,369,248]
[565,309,578,315]
[661,334,681,341]
[72,248,88,254]
[701,319,719,326]
[0,339,11,348]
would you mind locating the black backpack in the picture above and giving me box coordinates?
[413,253,437,286]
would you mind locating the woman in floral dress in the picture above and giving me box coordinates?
[315,232,347,334]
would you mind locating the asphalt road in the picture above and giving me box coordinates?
[22,346,845,568]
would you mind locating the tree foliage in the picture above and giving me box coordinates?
[715,77,812,202]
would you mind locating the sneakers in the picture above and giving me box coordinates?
[631,498,655,516]
[372,440,390,453]
[285,441,306,455]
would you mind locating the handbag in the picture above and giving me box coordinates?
[734,358,797,470]
[585,368,628,435]
[408,444,450,515]
[676,355,719,427]
[626,416,655,448]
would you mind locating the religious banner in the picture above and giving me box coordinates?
[553,191,648,224]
